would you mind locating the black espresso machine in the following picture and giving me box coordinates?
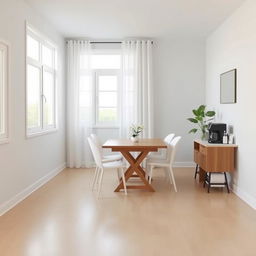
[208,123,227,143]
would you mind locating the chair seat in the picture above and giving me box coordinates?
[102,160,125,169]
[102,154,122,162]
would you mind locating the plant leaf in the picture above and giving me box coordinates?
[192,109,198,116]
[187,118,198,123]
[206,111,216,117]
[198,105,206,113]
[189,128,198,134]
[197,105,205,117]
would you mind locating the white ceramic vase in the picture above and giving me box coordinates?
[131,136,139,143]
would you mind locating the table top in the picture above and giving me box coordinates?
[102,138,167,150]
[194,139,238,148]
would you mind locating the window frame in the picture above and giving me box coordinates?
[94,69,120,127]
[26,24,58,138]
[0,40,9,144]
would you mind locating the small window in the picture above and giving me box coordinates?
[42,45,54,68]
[0,41,8,143]
[96,71,119,125]
[26,25,57,136]
[27,35,39,61]
[43,68,55,127]
[79,50,121,127]
[26,64,41,129]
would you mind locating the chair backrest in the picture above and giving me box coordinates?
[164,133,175,144]
[88,137,103,168]
[90,133,103,155]
[164,134,175,160]
[167,136,181,164]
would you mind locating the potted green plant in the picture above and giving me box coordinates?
[187,105,216,140]
[130,124,143,142]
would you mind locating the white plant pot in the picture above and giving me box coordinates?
[131,136,139,143]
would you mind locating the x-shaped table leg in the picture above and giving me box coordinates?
[114,150,155,192]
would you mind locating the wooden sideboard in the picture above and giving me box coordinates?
[194,139,238,183]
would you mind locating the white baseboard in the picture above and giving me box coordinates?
[173,162,195,168]
[0,163,66,216]
[232,184,256,210]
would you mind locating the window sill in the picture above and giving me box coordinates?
[26,128,58,139]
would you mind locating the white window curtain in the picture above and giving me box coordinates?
[66,39,154,168]
[121,40,154,138]
[67,40,93,168]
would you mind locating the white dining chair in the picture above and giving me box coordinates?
[147,133,175,160]
[146,136,181,192]
[88,137,127,197]
[90,134,122,163]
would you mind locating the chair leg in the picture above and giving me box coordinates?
[166,167,173,185]
[92,167,99,190]
[149,165,153,184]
[121,168,127,195]
[169,166,177,192]
[98,168,104,197]
[145,163,149,181]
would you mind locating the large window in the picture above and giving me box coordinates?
[26,25,57,136]
[80,51,121,126]
[0,41,8,143]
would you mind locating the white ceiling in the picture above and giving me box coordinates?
[24,0,245,39]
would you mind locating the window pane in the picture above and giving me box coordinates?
[27,35,39,61]
[42,45,53,68]
[99,76,117,91]
[27,65,41,128]
[43,71,54,126]
[98,108,117,123]
[92,55,120,69]
[99,92,117,107]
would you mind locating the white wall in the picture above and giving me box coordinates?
[154,37,205,165]
[0,0,66,215]
[206,0,256,209]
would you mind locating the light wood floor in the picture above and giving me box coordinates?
[1,167,256,256]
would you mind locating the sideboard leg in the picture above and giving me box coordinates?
[194,164,199,179]
[224,172,230,193]
[208,173,211,193]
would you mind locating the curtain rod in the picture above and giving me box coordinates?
[90,41,153,44]
[91,41,121,44]
[66,41,153,44]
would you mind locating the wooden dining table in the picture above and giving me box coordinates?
[102,138,167,192]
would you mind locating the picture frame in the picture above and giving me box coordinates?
[220,69,237,104]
